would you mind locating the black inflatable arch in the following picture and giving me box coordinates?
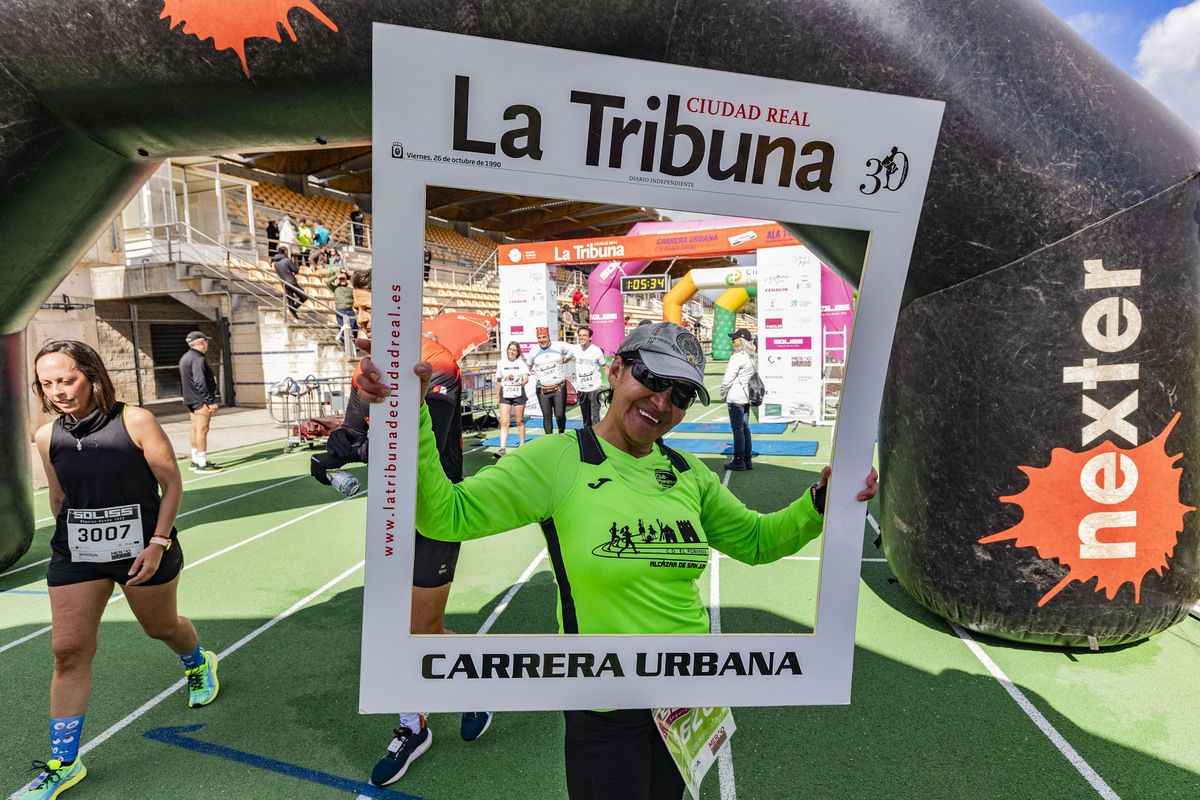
[2,0,1198,646]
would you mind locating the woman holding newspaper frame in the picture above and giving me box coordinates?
[356,321,878,799]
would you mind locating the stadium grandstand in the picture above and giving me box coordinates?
[24,147,756,423]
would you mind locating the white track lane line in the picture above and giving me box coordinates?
[5,560,367,800]
[1,558,50,577]
[707,527,738,800]
[13,475,312,578]
[476,549,548,635]
[32,449,305,525]
[0,493,362,655]
[949,621,1121,800]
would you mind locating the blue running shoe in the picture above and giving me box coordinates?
[461,711,493,742]
[21,759,86,799]
[186,649,219,707]
[371,721,431,786]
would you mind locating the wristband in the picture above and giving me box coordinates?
[810,482,828,516]
[150,535,174,551]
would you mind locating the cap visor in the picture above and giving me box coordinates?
[638,351,710,405]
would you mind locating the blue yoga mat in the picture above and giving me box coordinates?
[480,433,819,457]
[666,438,820,457]
[524,418,786,434]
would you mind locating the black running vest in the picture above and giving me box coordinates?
[49,403,173,556]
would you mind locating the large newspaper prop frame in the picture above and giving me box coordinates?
[364,23,943,712]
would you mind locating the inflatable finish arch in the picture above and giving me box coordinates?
[3,0,1199,647]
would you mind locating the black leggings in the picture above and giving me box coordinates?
[577,389,602,427]
[282,280,306,318]
[563,709,685,800]
[537,384,567,433]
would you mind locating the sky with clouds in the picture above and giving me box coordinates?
[1040,0,1200,132]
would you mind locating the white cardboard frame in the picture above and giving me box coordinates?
[363,23,944,713]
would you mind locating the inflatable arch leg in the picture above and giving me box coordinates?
[710,288,752,361]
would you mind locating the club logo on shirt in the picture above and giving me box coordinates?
[654,470,677,489]
[592,517,708,568]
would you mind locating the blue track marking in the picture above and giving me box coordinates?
[483,433,818,455]
[143,725,424,799]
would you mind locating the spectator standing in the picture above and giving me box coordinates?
[178,331,222,472]
[720,328,757,471]
[577,296,590,326]
[350,204,366,248]
[19,340,220,800]
[314,219,330,248]
[297,219,313,267]
[326,268,356,338]
[569,325,607,428]
[571,288,583,309]
[561,304,577,342]
[279,214,297,253]
[423,246,432,282]
[265,218,279,259]
[271,245,305,322]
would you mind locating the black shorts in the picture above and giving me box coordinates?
[413,531,461,588]
[498,393,527,406]
[47,540,184,587]
[186,403,210,413]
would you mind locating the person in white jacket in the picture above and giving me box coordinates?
[720,328,756,470]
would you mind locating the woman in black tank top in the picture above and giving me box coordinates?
[19,341,220,798]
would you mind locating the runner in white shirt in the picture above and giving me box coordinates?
[569,325,607,428]
[493,341,530,456]
[528,327,570,434]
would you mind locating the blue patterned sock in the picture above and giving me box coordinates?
[51,714,84,764]
[180,644,204,671]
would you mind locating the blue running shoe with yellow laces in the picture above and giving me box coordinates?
[186,649,219,707]
[21,759,85,799]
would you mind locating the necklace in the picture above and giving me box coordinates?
[61,405,108,451]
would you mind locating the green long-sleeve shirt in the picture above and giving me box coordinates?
[414,404,824,635]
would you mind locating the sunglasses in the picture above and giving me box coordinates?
[625,358,698,411]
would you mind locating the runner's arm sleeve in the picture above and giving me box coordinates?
[698,464,824,565]
[413,404,566,540]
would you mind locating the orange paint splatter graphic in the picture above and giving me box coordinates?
[160,0,338,78]
[980,413,1194,606]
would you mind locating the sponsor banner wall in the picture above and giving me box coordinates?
[504,222,801,266]
[499,261,558,412]
[758,246,822,423]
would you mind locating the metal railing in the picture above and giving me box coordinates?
[123,221,354,356]
[433,247,500,315]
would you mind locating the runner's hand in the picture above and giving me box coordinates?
[126,544,163,585]
[354,356,389,403]
[414,362,432,406]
